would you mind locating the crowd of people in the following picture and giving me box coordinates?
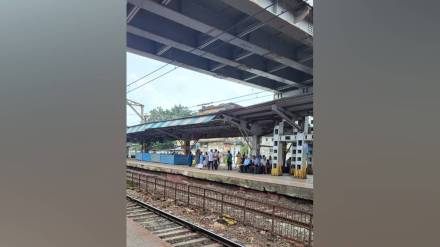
[189,149,273,174]
[192,149,233,170]
[235,152,273,174]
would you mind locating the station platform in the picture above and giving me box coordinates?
[127,159,313,201]
[127,218,171,247]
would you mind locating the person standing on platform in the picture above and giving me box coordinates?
[215,150,220,170]
[243,155,250,173]
[256,155,262,174]
[226,150,233,171]
[216,149,220,170]
[217,149,221,170]
[195,149,201,165]
[235,151,241,168]
[208,149,214,170]
[251,155,256,174]
[213,149,218,170]
[267,156,272,174]
[261,155,267,174]
[188,151,193,167]
[197,152,204,169]
[286,157,292,173]
[203,152,209,168]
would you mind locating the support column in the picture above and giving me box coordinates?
[141,142,147,153]
[290,115,311,179]
[250,135,261,156]
[183,140,191,155]
[271,121,285,176]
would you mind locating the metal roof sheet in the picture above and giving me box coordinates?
[127,114,217,134]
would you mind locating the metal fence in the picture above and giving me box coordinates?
[127,169,313,246]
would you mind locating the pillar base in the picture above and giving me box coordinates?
[271,166,283,176]
[291,164,308,179]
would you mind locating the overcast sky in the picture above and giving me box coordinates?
[126,52,273,126]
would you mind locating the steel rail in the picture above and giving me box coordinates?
[127,195,245,247]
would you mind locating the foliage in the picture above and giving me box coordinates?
[151,141,175,150]
[240,144,250,156]
[146,105,193,150]
[146,104,193,122]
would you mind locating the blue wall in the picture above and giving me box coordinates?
[135,152,191,165]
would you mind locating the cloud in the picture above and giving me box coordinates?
[126,53,273,125]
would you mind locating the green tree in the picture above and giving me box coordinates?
[146,105,193,150]
[240,144,250,156]
[146,104,192,122]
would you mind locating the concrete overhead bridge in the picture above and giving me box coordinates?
[127,0,313,96]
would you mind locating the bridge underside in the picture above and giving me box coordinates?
[127,0,313,93]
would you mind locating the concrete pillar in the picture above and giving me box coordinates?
[251,135,261,156]
[183,140,191,155]
[271,121,285,176]
[141,142,146,153]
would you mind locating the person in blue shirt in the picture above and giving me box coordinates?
[243,155,250,173]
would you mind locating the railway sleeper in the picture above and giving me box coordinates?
[139,217,170,226]
[162,232,199,242]
[155,229,190,238]
[152,226,184,234]
[126,208,150,214]
[146,222,180,231]
[171,237,210,247]
[127,212,154,218]
[132,214,161,222]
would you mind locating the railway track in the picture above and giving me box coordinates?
[126,195,244,247]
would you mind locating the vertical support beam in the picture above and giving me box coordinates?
[183,140,191,155]
[141,142,148,153]
[250,135,261,156]
[271,121,285,176]
[290,115,312,179]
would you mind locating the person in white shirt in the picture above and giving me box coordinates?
[203,152,208,167]
[208,149,214,170]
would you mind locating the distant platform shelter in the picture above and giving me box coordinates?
[127,94,313,143]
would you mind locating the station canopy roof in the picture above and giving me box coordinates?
[127,94,313,143]
[127,115,216,134]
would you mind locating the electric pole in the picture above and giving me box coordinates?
[127,99,147,124]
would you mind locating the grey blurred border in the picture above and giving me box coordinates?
[0,1,125,246]
[314,1,440,246]
[1,1,439,247]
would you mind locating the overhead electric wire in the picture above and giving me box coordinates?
[188,90,267,108]
[127,63,171,87]
[188,92,274,110]
[126,2,277,93]
[127,66,179,94]
[231,93,273,105]
[126,92,274,126]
